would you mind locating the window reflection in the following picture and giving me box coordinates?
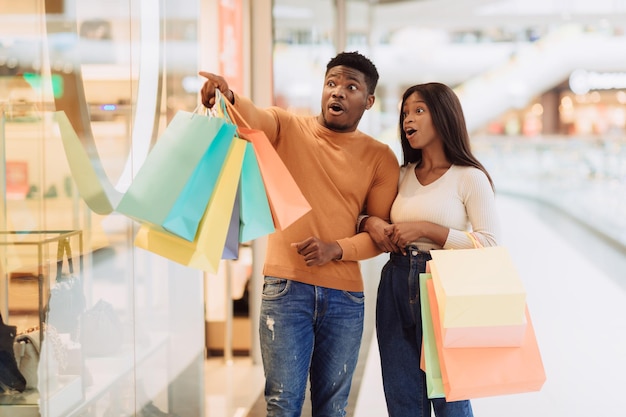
[1,1,204,415]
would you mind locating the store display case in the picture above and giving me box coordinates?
[0,230,84,417]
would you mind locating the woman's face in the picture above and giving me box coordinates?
[401,91,439,150]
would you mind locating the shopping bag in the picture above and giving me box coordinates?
[223,100,311,230]
[162,119,236,241]
[54,111,123,215]
[134,138,246,273]
[428,235,526,335]
[427,280,546,401]
[419,273,445,399]
[440,311,527,348]
[237,127,311,229]
[117,110,235,238]
[222,185,241,260]
[239,141,275,242]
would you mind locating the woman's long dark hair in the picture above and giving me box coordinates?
[399,82,494,190]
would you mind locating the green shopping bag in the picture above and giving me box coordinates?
[162,119,237,241]
[134,138,246,273]
[239,141,274,242]
[420,273,446,399]
[116,110,235,240]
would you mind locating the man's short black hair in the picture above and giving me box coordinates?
[326,51,379,95]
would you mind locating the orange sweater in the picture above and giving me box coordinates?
[233,95,399,292]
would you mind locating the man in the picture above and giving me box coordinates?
[199,51,399,417]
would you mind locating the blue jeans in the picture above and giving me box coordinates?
[259,277,365,417]
[376,249,474,417]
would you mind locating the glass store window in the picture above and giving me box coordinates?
[1,1,205,416]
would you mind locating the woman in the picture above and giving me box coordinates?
[359,82,500,417]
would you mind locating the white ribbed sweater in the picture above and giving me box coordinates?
[390,164,500,251]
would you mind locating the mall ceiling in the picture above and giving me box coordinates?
[274,0,626,33]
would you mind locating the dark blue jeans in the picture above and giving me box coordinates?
[259,277,365,417]
[376,248,474,417]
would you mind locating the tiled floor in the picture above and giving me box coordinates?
[205,194,626,416]
[204,357,264,417]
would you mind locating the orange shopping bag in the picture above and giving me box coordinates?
[427,280,546,401]
[237,127,311,230]
[223,100,311,230]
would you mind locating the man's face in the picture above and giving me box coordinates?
[318,65,375,133]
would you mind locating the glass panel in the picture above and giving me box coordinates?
[1,0,205,415]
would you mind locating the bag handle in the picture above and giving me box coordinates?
[190,91,224,119]
[56,237,74,280]
[464,231,484,249]
[197,90,251,136]
[220,93,252,130]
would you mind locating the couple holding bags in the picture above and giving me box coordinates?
[60,50,546,417]
[197,56,545,417]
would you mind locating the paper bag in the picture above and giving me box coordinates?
[238,141,275,242]
[429,246,526,329]
[237,127,311,230]
[117,111,233,236]
[134,138,246,273]
[162,120,236,241]
[427,280,546,401]
[419,273,445,398]
[222,185,241,260]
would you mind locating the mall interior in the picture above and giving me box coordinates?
[1,0,626,416]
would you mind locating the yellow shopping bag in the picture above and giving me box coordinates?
[428,233,526,335]
[134,138,246,273]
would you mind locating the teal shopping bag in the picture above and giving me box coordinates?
[239,142,275,242]
[420,273,446,399]
[222,142,275,259]
[116,110,235,240]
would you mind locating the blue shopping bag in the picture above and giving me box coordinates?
[162,121,237,241]
[222,185,241,260]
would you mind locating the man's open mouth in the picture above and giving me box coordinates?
[329,102,344,114]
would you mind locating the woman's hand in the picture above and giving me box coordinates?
[385,222,421,255]
[362,216,399,253]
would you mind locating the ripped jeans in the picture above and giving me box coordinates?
[259,277,364,417]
